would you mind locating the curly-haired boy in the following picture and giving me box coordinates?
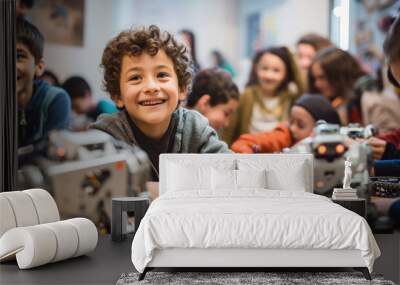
[91,25,230,180]
[186,68,239,131]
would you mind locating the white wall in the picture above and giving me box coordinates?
[237,0,330,55]
[41,0,329,98]
[43,0,115,100]
[114,0,239,71]
[234,0,330,88]
[43,0,239,99]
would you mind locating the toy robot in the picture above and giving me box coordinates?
[18,129,151,232]
[289,122,374,195]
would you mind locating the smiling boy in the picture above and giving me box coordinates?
[16,18,71,150]
[91,26,230,180]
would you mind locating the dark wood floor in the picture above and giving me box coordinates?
[374,232,400,284]
[0,233,399,284]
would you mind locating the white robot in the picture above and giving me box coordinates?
[18,129,151,232]
[289,122,373,195]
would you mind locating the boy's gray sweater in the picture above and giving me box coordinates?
[90,107,230,154]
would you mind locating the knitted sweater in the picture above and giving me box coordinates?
[90,107,230,177]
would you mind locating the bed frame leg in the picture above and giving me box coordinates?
[354,267,371,280]
[138,268,148,281]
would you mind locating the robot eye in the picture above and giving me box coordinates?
[317,145,327,155]
[335,144,345,154]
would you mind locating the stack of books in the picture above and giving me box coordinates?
[332,188,358,200]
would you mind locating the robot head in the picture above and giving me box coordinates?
[312,121,347,161]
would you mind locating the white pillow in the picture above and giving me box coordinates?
[237,158,308,192]
[267,165,306,191]
[211,169,268,190]
[211,168,236,190]
[167,162,211,191]
[236,169,267,189]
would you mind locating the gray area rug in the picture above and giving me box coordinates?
[116,271,396,285]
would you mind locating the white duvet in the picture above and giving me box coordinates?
[131,190,380,273]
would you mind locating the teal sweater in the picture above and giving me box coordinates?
[19,80,71,147]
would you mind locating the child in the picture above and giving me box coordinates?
[231,94,341,153]
[16,18,71,149]
[368,15,400,158]
[90,25,230,181]
[370,15,400,225]
[186,68,239,131]
[179,29,201,73]
[62,76,117,131]
[39,69,60,86]
[295,33,333,90]
[384,13,400,90]
[366,15,400,161]
[308,47,370,126]
[210,50,236,78]
[310,47,400,129]
[221,46,304,145]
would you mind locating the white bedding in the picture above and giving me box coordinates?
[131,190,380,273]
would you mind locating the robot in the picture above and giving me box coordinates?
[18,129,151,232]
[289,122,374,195]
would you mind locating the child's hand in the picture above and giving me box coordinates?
[231,144,255,154]
[367,137,387,160]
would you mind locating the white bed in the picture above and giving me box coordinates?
[131,154,380,280]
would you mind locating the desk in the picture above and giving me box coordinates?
[0,235,133,285]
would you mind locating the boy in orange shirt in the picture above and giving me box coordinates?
[232,94,341,153]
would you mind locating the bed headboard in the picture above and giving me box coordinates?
[159,154,314,195]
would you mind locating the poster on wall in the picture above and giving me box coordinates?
[246,12,261,58]
[27,0,85,46]
[260,14,278,48]
[246,11,279,58]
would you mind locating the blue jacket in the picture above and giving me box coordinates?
[18,80,71,147]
